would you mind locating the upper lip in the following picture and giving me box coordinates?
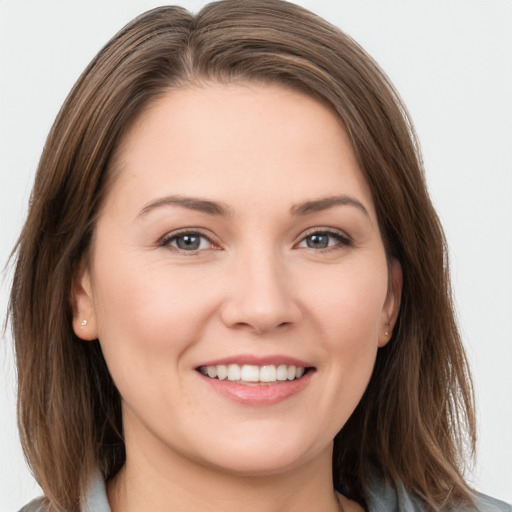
[196,354,314,369]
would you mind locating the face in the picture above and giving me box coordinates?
[74,83,401,477]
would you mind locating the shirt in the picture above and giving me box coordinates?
[19,469,511,512]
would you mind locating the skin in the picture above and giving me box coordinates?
[73,83,401,512]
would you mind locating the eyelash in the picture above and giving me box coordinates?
[159,229,217,253]
[295,229,353,252]
[159,228,353,253]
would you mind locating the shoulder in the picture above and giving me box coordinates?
[17,497,47,512]
[472,492,512,512]
[17,468,111,512]
[365,475,511,512]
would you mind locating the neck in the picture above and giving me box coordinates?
[108,434,341,512]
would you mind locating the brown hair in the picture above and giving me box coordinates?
[9,1,476,510]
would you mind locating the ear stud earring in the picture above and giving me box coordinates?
[81,320,88,326]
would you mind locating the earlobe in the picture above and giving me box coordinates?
[71,267,98,341]
[378,259,403,347]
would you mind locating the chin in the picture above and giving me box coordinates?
[184,426,332,477]
[203,450,315,477]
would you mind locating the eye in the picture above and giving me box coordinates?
[161,231,214,252]
[296,230,351,250]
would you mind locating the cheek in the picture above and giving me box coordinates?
[301,258,389,344]
[299,258,388,418]
[90,248,220,384]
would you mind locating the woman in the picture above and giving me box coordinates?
[7,1,511,511]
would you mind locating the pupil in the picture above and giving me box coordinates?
[177,235,200,250]
[307,234,328,248]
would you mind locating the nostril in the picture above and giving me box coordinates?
[219,282,303,333]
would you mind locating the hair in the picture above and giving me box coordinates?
[9,1,476,511]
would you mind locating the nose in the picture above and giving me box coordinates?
[219,247,302,334]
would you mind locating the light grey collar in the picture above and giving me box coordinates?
[81,468,111,512]
[79,468,510,512]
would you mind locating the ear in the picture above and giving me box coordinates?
[378,259,402,347]
[71,265,98,341]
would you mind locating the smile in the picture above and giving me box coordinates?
[198,364,307,384]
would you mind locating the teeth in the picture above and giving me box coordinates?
[199,363,307,383]
[227,364,241,381]
[216,364,228,380]
[240,365,260,382]
[260,365,276,382]
[276,364,288,381]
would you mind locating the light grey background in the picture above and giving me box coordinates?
[1,1,511,510]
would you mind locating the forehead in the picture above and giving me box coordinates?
[107,82,375,218]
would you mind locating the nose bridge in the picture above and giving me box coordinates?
[220,241,301,333]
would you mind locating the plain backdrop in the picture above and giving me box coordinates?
[1,1,511,510]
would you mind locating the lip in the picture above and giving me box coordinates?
[196,354,313,368]
[195,354,315,406]
[197,371,314,405]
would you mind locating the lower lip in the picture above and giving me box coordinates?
[197,371,314,405]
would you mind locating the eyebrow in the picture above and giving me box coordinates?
[137,195,232,219]
[136,194,369,219]
[290,195,369,217]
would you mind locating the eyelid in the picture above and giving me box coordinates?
[158,226,352,252]
[159,228,220,251]
[295,227,353,249]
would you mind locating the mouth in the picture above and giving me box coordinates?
[196,363,313,385]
